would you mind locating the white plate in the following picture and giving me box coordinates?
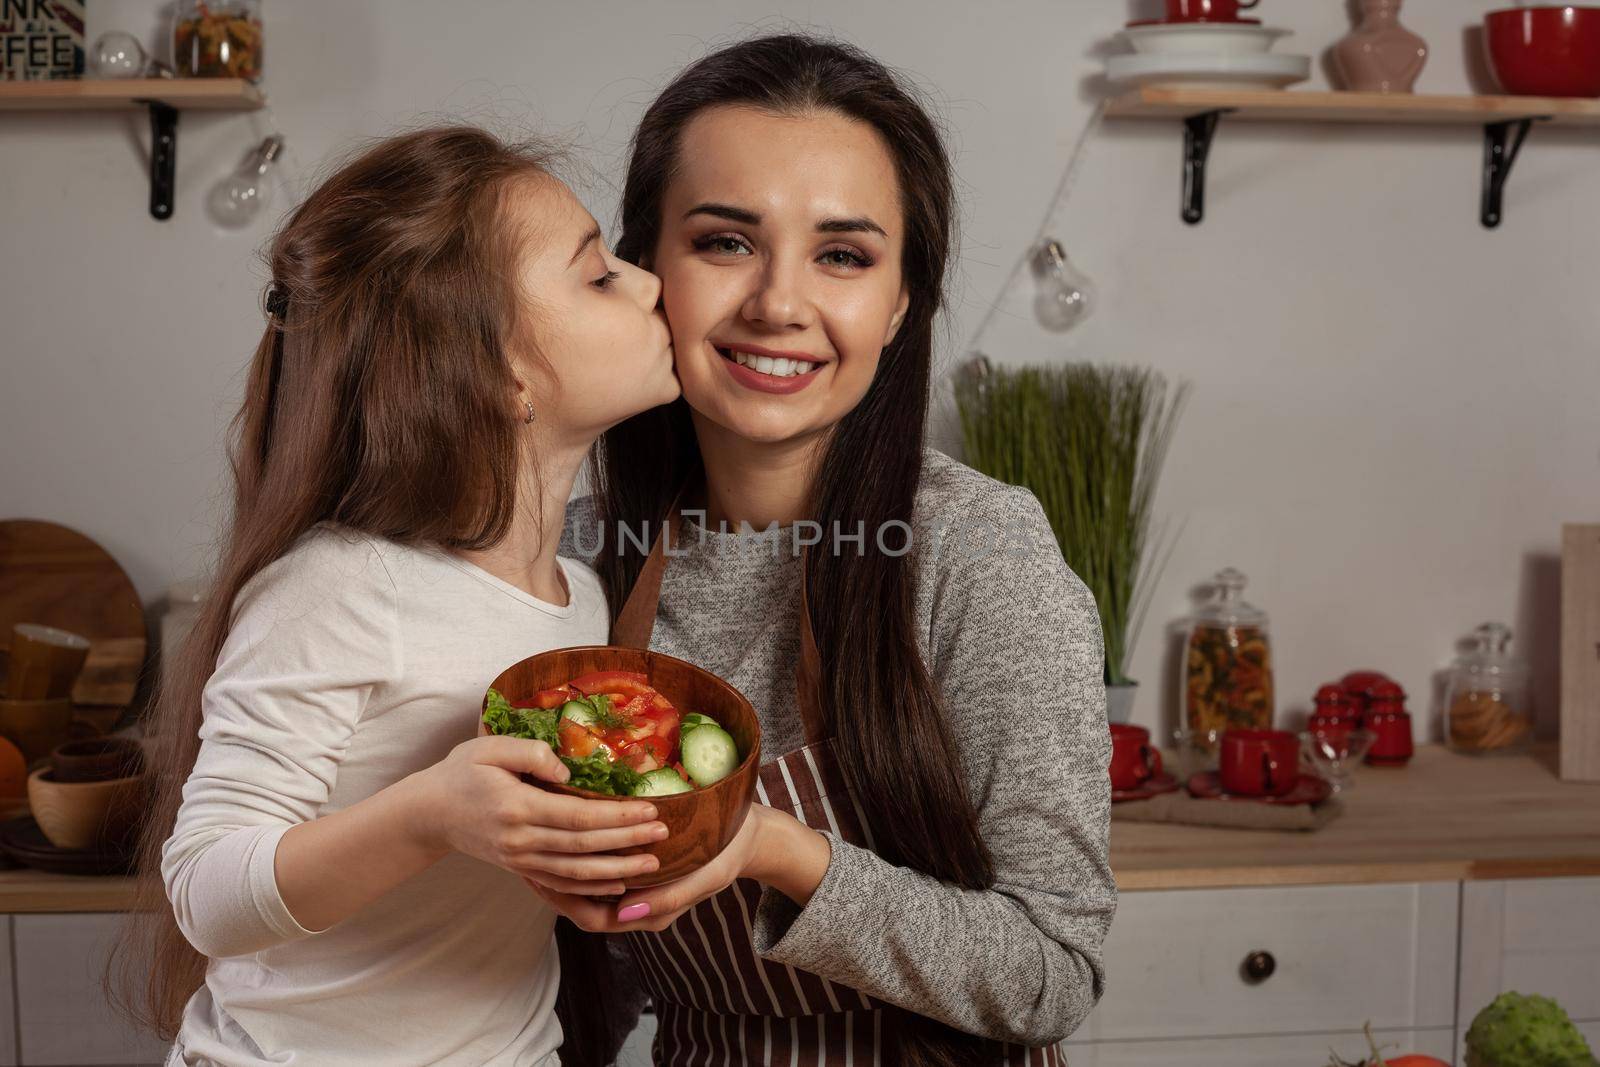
[1120,22,1292,55]
[1105,52,1311,91]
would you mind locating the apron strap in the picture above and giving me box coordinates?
[608,490,831,747]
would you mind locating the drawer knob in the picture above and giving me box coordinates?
[1241,950,1276,983]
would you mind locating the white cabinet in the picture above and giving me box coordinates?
[1457,877,1600,1051]
[12,914,168,1066]
[1060,1027,1455,1066]
[1066,882,1460,1044]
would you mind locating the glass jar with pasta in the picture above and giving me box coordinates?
[173,0,263,80]
[1445,622,1532,755]
[1184,568,1274,733]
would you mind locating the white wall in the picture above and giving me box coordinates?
[2,0,1595,740]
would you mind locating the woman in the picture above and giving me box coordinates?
[111,127,679,1065]
[543,35,1114,1067]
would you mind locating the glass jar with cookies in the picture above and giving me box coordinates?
[1445,622,1533,755]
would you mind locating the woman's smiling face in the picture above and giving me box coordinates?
[651,106,910,446]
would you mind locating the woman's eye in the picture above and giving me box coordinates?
[592,270,621,290]
[692,234,751,256]
[820,247,872,270]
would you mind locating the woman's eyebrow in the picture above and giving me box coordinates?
[684,202,886,238]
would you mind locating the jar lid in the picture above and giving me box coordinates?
[1194,568,1267,627]
[1455,622,1524,676]
[1313,683,1349,706]
[1340,669,1393,694]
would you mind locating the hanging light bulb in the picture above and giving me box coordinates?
[207,135,284,230]
[1032,238,1096,333]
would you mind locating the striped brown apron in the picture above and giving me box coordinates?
[609,511,1068,1067]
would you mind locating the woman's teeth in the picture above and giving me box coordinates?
[721,348,819,378]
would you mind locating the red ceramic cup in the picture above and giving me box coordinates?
[1109,724,1164,791]
[1364,705,1414,766]
[1485,7,1600,98]
[1219,728,1300,796]
[1166,0,1259,22]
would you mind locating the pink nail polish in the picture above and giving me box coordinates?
[617,902,652,923]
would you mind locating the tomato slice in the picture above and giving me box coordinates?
[557,720,607,760]
[569,671,653,701]
[619,734,672,772]
[517,686,573,710]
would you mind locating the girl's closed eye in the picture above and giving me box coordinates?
[593,269,621,290]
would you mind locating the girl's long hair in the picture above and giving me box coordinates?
[566,34,1004,1067]
[108,125,556,1040]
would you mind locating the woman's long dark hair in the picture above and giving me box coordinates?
[107,126,557,1040]
[561,34,1003,1067]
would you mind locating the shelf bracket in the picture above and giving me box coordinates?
[144,100,178,221]
[1480,116,1547,229]
[1181,109,1231,225]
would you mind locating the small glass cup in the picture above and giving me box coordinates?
[1171,728,1223,780]
[1300,727,1375,794]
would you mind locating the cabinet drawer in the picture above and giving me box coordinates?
[1063,1026,1454,1066]
[13,914,170,1066]
[1068,882,1459,1042]
[1459,877,1600,1024]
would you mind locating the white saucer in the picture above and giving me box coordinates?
[1105,52,1311,91]
[1120,22,1293,56]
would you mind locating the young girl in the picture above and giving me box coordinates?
[547,34,1115,1067]
[113,126,680,1066]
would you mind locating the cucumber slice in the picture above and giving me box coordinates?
[631,767,693,797]
[680,712,719,735]
[680,725,739,786]
[559,700,599,728]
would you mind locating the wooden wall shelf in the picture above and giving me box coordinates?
[0,79,266,219]
[1105,88,1600,227]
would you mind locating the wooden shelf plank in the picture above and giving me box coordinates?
[1112,745,1600,891]
[0,78,263,112]
[1107,87,1600,127]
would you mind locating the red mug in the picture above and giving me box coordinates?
[1219,728,1300,796]
[1364,705,1414,766]
[1109,724,1163,791]
[1165,0,1260,22]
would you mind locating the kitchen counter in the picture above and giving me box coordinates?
[1112,744,1600,890]
[0,746,1595,912]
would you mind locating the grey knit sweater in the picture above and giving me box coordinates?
[561,447,1114,1046]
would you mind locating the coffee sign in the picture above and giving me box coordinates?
[1,0,85,81]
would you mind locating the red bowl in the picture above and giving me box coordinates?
[1485,6,1600,97]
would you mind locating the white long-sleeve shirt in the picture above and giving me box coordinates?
[162,524,609,1067]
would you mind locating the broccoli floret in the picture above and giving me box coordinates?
[1465,992,1598,1067]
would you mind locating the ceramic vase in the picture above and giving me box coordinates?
[1333,0,1428,94]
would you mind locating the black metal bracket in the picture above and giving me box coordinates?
[1182,109,1232,225]
[1480,116,1548,229]
[143,101,179,221]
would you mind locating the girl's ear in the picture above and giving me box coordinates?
[884,286,911,346]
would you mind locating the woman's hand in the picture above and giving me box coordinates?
[403,735,669,896]
[526,804,832,931]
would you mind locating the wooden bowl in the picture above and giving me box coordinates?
[50,737,145,783]
[0,698,74,765]
[486,645,761,888]
[26,767,147,851]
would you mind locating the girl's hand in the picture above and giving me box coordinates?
[404,735,669,896]
[527,805,831,931]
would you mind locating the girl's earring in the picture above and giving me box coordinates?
[523,401,536,425]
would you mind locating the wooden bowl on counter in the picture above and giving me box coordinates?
[27,767,148,851]
[485,645,760,889]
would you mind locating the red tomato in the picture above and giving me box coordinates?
[619,734,672,772]
[517,686,572,710]
[569,671,654,701]
[557,720,606,760]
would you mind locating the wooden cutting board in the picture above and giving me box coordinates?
[0,521,146,708]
